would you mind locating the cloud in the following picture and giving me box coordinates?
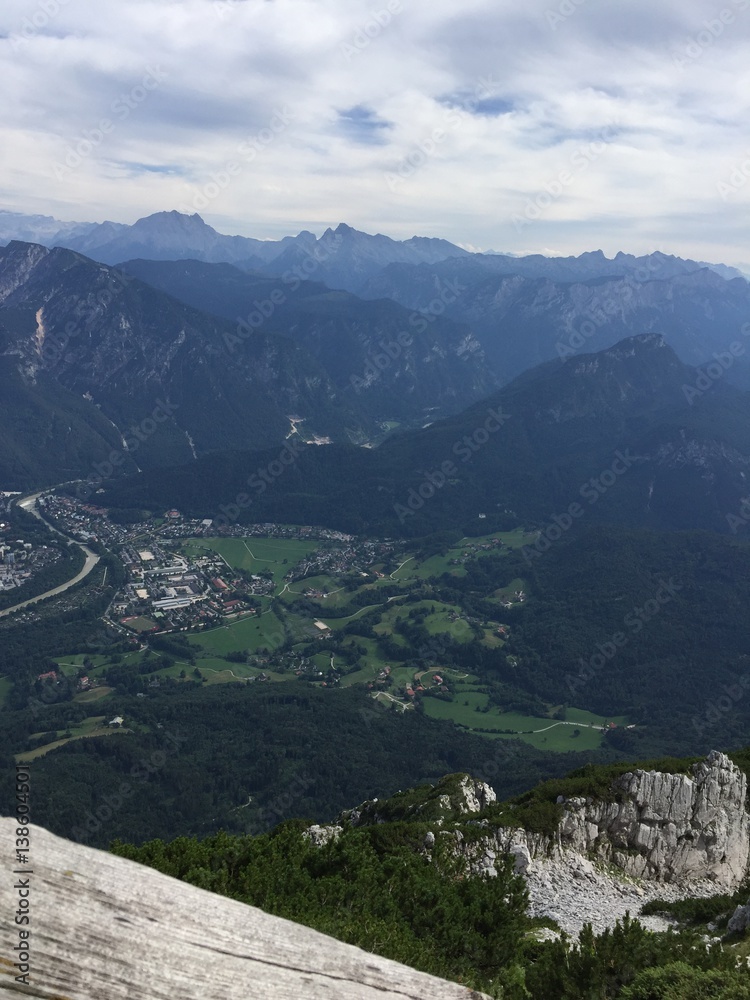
[0,0,748,263]
[336,105,392,145]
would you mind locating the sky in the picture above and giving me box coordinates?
[1,0,749,264]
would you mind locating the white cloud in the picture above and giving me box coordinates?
[0,0,749,263]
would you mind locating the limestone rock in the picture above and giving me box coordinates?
[0,818,489,1000]
[727,899,750,935]
[510,844,533,874]
[488,751,750,889]
[453,775,497,814]
[304,824,343,847]
[338,774,496,828]
[454,752,750,936]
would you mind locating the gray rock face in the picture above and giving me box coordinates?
[727,899,750,935]
[0,818,489,1000]
[478,751,749,889]
[454,775,497,814]
[454,752,750,935]
[551,751,750,886]
[304,824,343,847]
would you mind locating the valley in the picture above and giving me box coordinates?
[2,493,627,763]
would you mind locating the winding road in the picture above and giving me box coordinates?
[0,491,101,619]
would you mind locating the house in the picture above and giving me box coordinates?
[37,670,58,682]
[108,716,124,728]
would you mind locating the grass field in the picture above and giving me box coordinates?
[16,716,130,762]
[391,530,535,583]
[122,616,158,633]
[73,686,115,703]
[180,537,321,586]
[421,694,627,752]
[187,607,317,656]
[53,654,111,677]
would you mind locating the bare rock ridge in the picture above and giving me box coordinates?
[490,750,750,887]
[335,754,750,935]
[344,753,749,888]
[0,818,488,1000]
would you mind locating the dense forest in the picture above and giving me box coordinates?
[0,683,601,848]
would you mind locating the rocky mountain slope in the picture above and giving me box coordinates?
[0,239,497,488]
[120,257,493,424]
[103,333,750,536]
[334,753,750,935]
[360,256,750,383]
[0,240,370,487]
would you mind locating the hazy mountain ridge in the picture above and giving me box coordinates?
[358,258,750,383]
[119,257,494,424]
[102,334,750,537]
[0,241,374,487]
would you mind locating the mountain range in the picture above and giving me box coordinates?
[102,333,750,537]
[3,211,750,540]
[0,241,492,488]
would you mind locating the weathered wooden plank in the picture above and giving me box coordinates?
[0,819,489,1000]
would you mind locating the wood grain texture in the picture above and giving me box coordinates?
[0,819,489,1000]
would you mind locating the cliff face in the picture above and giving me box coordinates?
[554,750,749,885]
[462,752,749,891]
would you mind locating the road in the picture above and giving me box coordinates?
[390,556,414,579]
[0,491,101,619]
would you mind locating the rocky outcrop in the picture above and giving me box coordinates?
[459,752,749,890]
[0,818,489,1000]
[551,751,749,885]
[340,774,497,828]
[728,899,750,935]
[448,752,750,935]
